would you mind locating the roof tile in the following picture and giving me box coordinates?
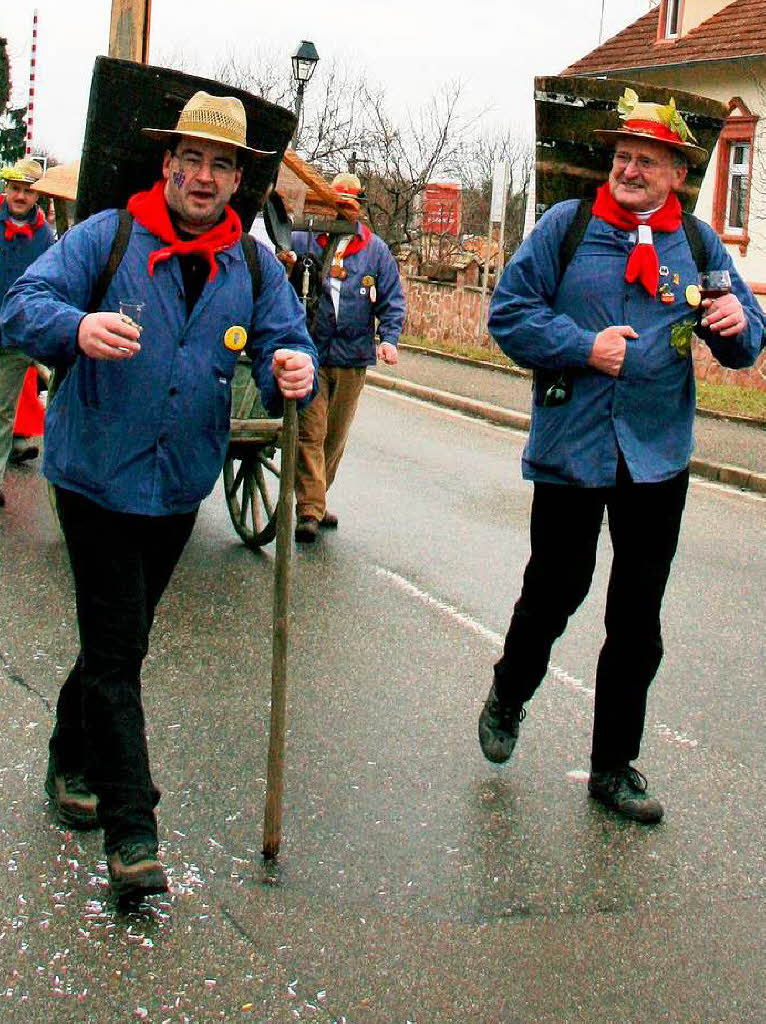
[563,0,766,75]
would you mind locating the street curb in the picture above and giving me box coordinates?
[366,372,766,496]
[366,371,531,432]
[399,342,766,429]
[688,457,766,494]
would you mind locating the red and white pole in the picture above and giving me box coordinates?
[25,10,39,156]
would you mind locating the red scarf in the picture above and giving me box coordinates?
[127,180,242,281]
[317,221,371,256]
[591,182,682,297]
[4,206,44,240]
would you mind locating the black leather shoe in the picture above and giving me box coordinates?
[295,516,319,543]
[9,444,39,465]
[45,758,99,830]
[107,841,168,901]
[588,766,664,824]
[319,511,338,529]
[478,683,525,763]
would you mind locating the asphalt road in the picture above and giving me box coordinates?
[0,388,764,1023]
[377,347,766,483]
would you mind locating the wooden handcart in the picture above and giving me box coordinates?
[223,357,286,549]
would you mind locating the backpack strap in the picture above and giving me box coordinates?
[558,199,593,284]
[88,209,134,313]
[681,211,708,274]
[239,231,263,305]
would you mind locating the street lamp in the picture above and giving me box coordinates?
[291,40,319,146]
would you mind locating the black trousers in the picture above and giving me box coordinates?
[494,458,689,770]
[51,487,197,853]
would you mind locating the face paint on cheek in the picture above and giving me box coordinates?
[172,169,186,189]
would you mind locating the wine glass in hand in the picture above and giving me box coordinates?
[698,270,731,302]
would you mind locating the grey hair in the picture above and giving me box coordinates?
[670,151,688,170]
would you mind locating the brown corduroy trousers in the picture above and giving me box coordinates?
[295,365,367,521]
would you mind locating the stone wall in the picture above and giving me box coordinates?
[401,276,491,348]
[692,338,766,391]
[402,275,766,390]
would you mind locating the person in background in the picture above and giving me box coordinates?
[291,171,406,542]
[479,90,762,824]
[1,91,317,901]
[0,158,55,507]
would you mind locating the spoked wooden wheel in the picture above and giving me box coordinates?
[223,444,281,549]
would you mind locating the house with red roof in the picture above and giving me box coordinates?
[563,0,766,301]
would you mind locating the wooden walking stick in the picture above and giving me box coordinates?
[263,398,298,860]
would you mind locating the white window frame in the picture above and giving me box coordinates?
[664,0,681,38]
[725,141,751,236]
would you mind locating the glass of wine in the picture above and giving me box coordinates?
[698,270,731,302]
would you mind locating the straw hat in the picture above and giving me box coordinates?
[331,171,366,201]
[31,160,80,202]
[1,157,44,184]
[594,88,707,167]
[142,90,275,156]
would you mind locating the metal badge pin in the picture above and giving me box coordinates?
[224,325,248,351]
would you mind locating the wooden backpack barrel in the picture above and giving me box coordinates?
[533,76,727,220]
[75,57,297,225]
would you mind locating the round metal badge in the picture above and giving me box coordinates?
[224,325,248,351]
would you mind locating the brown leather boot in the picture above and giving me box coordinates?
[295,516,319,543]
[107,841,168,901]
[45,758,99,830]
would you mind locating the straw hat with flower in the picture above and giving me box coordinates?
[594,88,708,166]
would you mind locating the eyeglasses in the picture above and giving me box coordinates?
[613,152,669,172]
[172,152,237,179]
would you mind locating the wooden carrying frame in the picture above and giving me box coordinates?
[534,76,728,220]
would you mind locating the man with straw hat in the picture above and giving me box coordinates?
[479,88,763,824]
[1,91,318,901]
[0,157,55,507]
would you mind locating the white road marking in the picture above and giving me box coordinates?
[373,564,698,751]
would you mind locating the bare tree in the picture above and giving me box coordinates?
[450,128,534,261]
[211,48,292,108]
[359,80,482,252]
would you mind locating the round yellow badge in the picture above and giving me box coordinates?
[224,325,248,351]
[685,284,701,308]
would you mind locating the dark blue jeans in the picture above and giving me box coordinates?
[494,457,689,770]
[51,487,197,853]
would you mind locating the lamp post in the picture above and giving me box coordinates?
[291,40,319,147]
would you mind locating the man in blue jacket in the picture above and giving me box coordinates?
[291,172,405,542]
[0,158,55,506]
[479,91,763,823]
[1,91,317,900]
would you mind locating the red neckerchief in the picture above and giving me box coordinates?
[126,180,242,281]
[591,182,682,297]
[316,222,371,257]
[4,206,44,241]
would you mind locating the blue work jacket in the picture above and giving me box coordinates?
[0,209,318,515]
[489,200,763,487]
[292,224,405,367]
[0,200,55,306]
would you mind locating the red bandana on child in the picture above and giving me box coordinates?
[316,221,371,256]
[4,207,44,241]
[591,182,682,297]
[127,180,242,281]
